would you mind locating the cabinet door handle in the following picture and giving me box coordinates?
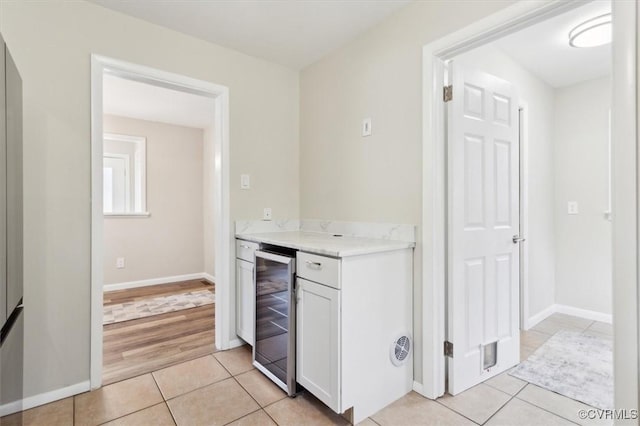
[305,260,322,270]
[240,244,252,249]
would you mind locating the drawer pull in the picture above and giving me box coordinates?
[240,244,252,249]
[305,260,322,270]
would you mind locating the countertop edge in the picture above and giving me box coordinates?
[236,233,416,258]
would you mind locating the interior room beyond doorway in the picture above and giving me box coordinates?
[444,0,613,410]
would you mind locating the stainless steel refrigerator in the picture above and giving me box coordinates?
[0,31,24,417]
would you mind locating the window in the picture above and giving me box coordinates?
[103,133,147,216]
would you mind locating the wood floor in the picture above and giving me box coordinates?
[103,279,216,385]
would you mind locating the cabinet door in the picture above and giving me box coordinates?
[236,259,255,345]
[296,278,340,412]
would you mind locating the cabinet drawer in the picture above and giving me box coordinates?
[236,239,260,262]
[297,252,340,289]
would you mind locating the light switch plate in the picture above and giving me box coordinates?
[240,174,250,190]
[263,208,272,221]
[568,201,579,215]
[362,118,372,137]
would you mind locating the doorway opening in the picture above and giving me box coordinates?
[445,0,614,404]
[420,0,636,416]
[90,56,232,389]
[445,0,614,401]
[100,73,217,384]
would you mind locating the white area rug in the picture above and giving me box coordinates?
[509,330,613,410]
[103,289,215,325]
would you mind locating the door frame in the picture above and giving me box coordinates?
[420,0,637,402]
[89,55,233,389]
[518,104,529,331]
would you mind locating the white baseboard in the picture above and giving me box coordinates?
[103,272,211,292]
[412,381,425,395]
[202,273,216,283]
[227,338,246,349]
[525,304,556,330]
[0,380,90,417]
[554,304,612,324]
[525,303,612,330]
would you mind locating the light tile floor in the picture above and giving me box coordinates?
[2,314,612,425]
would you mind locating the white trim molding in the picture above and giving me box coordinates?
[525,304,557,330]
[103,212,151,218]
[103,132,147,215]
[90,55,231,391]
[525,304,612,330]
[103,272,213,292]
[554,305,612,325]
[611,0,639,412]
[0,381,90,417]
[227,338,246,349]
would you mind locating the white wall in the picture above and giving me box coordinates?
[103,115,205,285]
[299,0,515,387]
[0,0,299,400]
[203,126,215,278]
[454,45,557,323]
[554,77,612,315]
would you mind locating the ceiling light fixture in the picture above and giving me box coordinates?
[568,13,612,48]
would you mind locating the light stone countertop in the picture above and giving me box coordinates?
[235,231,415,257]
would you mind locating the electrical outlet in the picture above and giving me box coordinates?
[568,201,579,215]
[362,118,372,137]
[263,207,272,221]
[116,257,125,269]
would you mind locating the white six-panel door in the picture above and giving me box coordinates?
[447,64,520,395]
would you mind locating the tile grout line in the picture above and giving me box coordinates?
[512,396,581,425]
[221,406,265,426]
[151,351,257,423]
[435,384,513,425]
[95,402,169,426]
[89,374,169,425]
[151,354,233,404]
[368,416,383,425]
[230,373,264,411]
[149,371,178,426]
[162,376,235,403]
[433,398,485,425]
[512,385,584,425]
[479,391,517,425]
[228,366,284,425]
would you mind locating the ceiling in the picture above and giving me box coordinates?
[103,74,216,129]
[89,0,411,70]
[496,0,611,88]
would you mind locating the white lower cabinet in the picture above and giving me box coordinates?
[295,249,413,424]
[236,259,255,345]
[296,278,341,412]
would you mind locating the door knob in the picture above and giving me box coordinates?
[512,235,526,244]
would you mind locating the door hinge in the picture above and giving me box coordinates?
[444,341,454,357]
[443,85,453,102]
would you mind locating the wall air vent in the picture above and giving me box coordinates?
[390,334,412,366]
